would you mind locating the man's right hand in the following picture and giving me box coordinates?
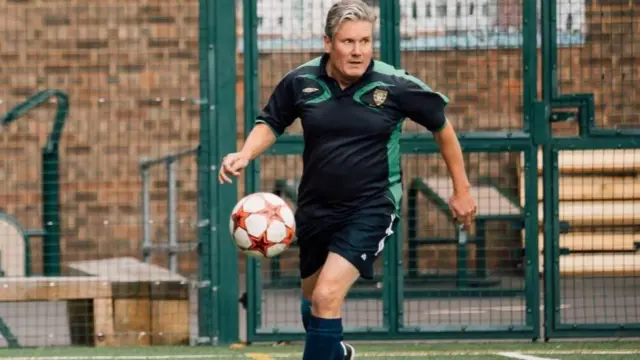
[218,152,250,184]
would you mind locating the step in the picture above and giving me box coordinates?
[535,149,640,174]
[536,175,640,201]
[537,232,640,252]
[539,252,640,276]
[537,201,640,226]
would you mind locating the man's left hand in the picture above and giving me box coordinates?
[449,189,477,230]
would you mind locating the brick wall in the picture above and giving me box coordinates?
[0,0,636,277]
[0,0,202,276]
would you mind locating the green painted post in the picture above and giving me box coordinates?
[378,0,401,335]
[0,89,68,276]
[197,0,215,343]
[540,0,557,340]
[378,0,399,67]
[243,0,264,340]
[213,0,240,345]
[197,0,239,345]
[379,0,401,67]
[0,317,20,348]
[42,91,68,277]
[523,143,541,341]
[542,147,559,340]
[541,0,557,102]
[522,0,541,341]
[42,150,61,276]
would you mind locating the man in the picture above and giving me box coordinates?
[219,1,477,359]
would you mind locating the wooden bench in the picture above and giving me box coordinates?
[0,214,190,346]
[407,176,523,288]
[271,177,526,291]
[519,149,640,275]
[0,257,190,348]
[0,276,114,348]
[65,257,191,346]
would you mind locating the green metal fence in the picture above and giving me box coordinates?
[240,0,640,343]
[540,0,640,339]
[0,0,639,349]
[241,0,539,342]
[0,0,237,348]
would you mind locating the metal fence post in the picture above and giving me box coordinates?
[167,159,178,272]
[197,0,239,345]
[141,165,151,263]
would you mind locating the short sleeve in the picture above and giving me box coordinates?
[255,73,297,137]
[394,75,449,133]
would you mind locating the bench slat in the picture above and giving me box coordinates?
[421,177,521,217]
[537,232,639,252]
[533,176,640,201]
[535,149,640,173]
[541,253,640,275]
[66,257,187,283]
[0,277,112,302]
[537,201,640,226]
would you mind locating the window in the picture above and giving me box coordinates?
[412,0,417,19]
[436,1,447,17]
[426,2,432,18]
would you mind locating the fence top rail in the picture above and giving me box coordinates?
[0,89,69,154]
[139,146,199,170]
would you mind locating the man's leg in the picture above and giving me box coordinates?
[300,268,322,331]
[297,223,330,333]
[302,252,360,360]
[302,208,396,360]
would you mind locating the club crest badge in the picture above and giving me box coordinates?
[372,88,388,107]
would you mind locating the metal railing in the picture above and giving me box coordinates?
[0,89,69,276]
[139,147,199,272]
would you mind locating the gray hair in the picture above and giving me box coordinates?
[324,0,377,39]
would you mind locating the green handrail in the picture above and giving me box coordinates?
[1,89,69,276]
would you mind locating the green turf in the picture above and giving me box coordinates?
[1,341,639,359]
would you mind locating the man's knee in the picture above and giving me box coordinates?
[309,252,360,318]
[310,282,344,315]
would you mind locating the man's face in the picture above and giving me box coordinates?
[324,20,374,81]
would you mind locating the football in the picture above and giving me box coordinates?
[229,192,296,258]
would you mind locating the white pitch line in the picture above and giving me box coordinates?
[497,352,559,360]
[4,349,640,360]
[268,352,497,358]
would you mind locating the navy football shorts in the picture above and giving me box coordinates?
[296,203,398,280]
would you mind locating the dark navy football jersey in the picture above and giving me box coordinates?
[255,54,448,219]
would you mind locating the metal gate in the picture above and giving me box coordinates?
[240,0,541,342]
[538,0,640,339]
[238,0,640,343]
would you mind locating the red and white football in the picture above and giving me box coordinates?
[229,192,295,258]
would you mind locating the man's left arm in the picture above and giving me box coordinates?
[394,77,477,226]
[432,120,471,194]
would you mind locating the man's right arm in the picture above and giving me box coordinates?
[238,123,277,161]
[239,73,298,161]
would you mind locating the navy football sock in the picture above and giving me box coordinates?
[300,297,312,331]
[302,315,344,360]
